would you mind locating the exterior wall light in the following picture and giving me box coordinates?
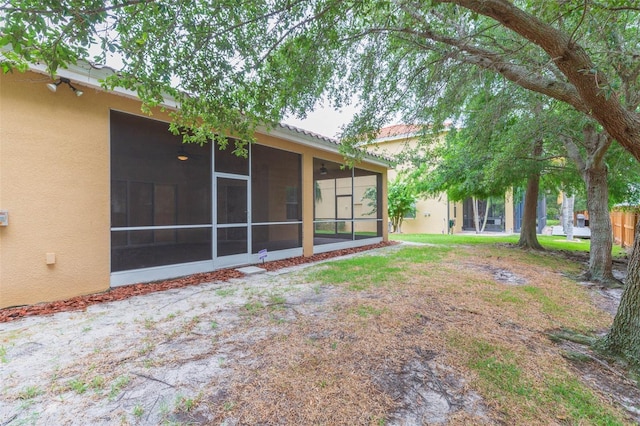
[177,146,189,161]
[319,163,328,175]
[47,77,84,97]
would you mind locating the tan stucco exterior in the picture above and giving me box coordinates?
[370,132,463,234]
[1,71,114,308]
[369,127,515,235]
[504,188,515,233]
[400,194,460,234]
[0,70,388,309]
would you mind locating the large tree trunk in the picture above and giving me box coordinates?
[583,166,616,283]
[441,0,640,366]
[518,138,543,250]
[601,221,640,367]
[517,172,543,249]
[442,0,640,369]
[563,127,616,284]
[472,197,480,233]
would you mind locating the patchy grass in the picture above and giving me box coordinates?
[174,394,199,413]
[239,241,624,425]
[215,288,237,297]
[17,385,43,400]
[67,378,88,394]
[307,255,404,289]
[522,285,564,316]
[391,232,520,245]
[449,335,624,424]
[267,293,287,308]
[462,339,535,399]
[546,376,624,425]
[307,245,452,291]
[108,374,131,399]
[89,375,106,392]
[351,304,386,318]
[242,301,265,316]
[132,403,144,418]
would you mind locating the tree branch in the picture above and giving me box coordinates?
[0,0,158,15]
[393,4,586,111]
[568,0,589,45]
[562,135,586,174]
[436,0,640,162]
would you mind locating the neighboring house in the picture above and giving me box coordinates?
[0,62,389,309]
[368,124,516,234]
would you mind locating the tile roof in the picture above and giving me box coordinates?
[376,124,423,138]
[277,123,340,145]
[25,60,390,166]
[274,123,392,165]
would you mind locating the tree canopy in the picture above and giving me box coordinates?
[3,2,638,155]
[411,82,575,202]
[3,0,394,151]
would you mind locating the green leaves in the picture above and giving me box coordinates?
[387,175,418,232]
[1,0,639,161]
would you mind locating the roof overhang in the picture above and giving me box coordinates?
[28,60,179,108]
[25,61,390,168]
[258,124,392,168]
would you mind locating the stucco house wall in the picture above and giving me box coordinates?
[0,68,388,309]
[1,69,113,307]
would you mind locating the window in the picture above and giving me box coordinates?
[285,186,299,220]
[404,203,417,219]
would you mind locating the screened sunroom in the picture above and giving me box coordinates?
[109,111,386,286]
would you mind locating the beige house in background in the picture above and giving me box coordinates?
[0,62,389,309]
[368,124,516,235]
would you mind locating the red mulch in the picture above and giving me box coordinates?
[0,242,397,323]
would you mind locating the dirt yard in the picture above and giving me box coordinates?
[1,242,639,425]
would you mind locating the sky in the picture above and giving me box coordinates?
[282,103,359,139]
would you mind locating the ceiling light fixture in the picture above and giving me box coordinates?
[46,77,83,97]
[319,163,328,175]
[177,146,189,161]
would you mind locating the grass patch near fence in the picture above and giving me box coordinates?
[390,233,627,257]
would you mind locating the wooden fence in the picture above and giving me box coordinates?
[610,209,639,248]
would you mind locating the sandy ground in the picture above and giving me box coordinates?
[1,243,638,425]
[1,260,337,425]
[4,246,474,425]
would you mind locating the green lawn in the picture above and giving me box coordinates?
[389,233,627,257]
